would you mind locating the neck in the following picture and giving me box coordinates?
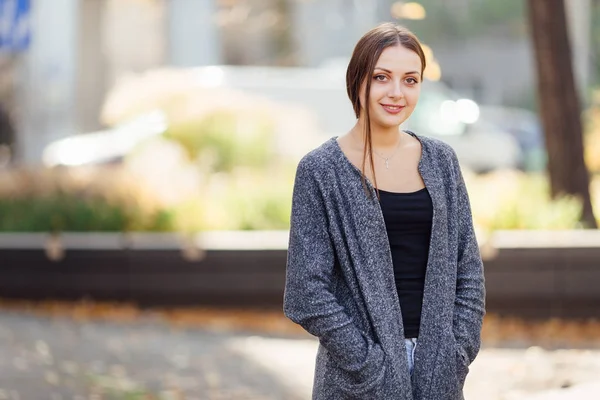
[351,118,402,151]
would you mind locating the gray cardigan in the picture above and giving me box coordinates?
[283,131,486,400]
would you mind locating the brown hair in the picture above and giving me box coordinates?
[346,23,426,198]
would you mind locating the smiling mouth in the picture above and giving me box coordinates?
[381,104,405,113]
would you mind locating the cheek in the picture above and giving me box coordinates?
[406,87,421,104]
[368,84,387,104]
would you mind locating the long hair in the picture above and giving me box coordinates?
[346,23,426,198]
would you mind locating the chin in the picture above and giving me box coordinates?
[373,121,402,131]
[382,116,408,128]
[368,107,411,129]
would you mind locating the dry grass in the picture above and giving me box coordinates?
[0,298,307,337]
[1,299,599,348]
[482,314,600,348]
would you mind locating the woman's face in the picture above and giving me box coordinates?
[359,45,422,130]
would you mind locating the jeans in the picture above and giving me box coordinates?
[405,338,418,375]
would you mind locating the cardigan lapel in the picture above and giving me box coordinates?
[411,135,451,397]
[328,140,414,396]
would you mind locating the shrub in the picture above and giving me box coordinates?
[584,92,600,173]
[164,109,275,172]
[0,168,174,232]
[465,170,585,231]
[196,166,295,231]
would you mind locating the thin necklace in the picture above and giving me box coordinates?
[372,137,402,169]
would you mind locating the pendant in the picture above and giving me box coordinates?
[385,159,389,169]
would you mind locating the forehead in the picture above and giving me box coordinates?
[375,45,422,73]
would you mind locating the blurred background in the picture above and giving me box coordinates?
[0,0,599,399]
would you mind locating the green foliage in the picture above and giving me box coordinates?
[467,171,586,231]
[224,177,293,231]
[197,166,295,231]
[158,105,292,232]
[0,195,126,232]
[488,187,583,231]
[584,98,600,173]
[0,194,174,233]
[165,110,275,172]
[0,168,176,233]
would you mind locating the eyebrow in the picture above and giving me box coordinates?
[374,67,421,76]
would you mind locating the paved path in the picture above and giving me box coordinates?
[0,310,599,400]
[0,311,302,400]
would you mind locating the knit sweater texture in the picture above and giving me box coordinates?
[283,130,486,400]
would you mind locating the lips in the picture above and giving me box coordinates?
[381,104,405,114]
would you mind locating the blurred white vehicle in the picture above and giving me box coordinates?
[42,110,167,167]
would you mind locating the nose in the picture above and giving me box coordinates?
[388,79,404,99]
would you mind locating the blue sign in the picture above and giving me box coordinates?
[0,0,30,52]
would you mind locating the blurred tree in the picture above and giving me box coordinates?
[528,0,597,228]
[592,0,600,85]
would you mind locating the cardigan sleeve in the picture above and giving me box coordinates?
[450,151,486,365]
[283,158,384,382]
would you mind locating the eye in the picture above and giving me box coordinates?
[406,77,419,85]
[374,74,388,82]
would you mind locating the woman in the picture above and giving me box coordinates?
[283,23,485,400]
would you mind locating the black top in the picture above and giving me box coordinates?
[378,187,433,338]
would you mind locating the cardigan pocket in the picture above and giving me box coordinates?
[428,334,467,399]
[326,337,387,398]
[449,333,470,389]
[454,341,470,388]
